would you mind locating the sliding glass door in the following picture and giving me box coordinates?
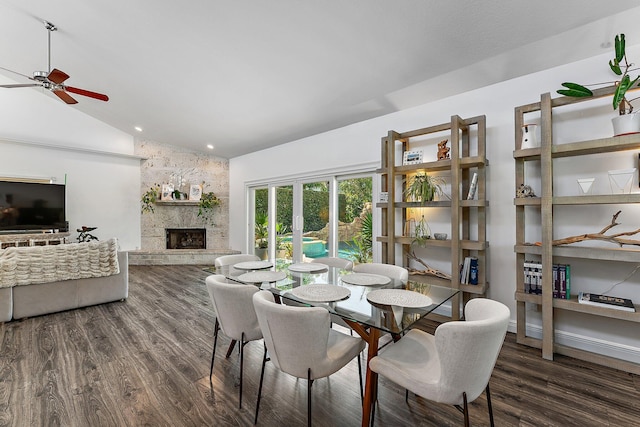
[301,180,330,260]
[338,176,372,262]
[248,173,372,264]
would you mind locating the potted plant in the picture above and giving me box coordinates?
[404,174,446,203]
[254,212,269,260]
[558,33,640,135]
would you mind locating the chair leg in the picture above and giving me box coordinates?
[357,352,363,402]
[238,332,245,409]
[370,375,379,427]
[225,340,237,358]
[463,391,470,427]
[486,382,495,427]
[209,319,219,382]
[254,344,268,425]
[307,368,312,427]
[370,400,376,427]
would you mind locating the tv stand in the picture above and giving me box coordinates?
[0,232,69,249]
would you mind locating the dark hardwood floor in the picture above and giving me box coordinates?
[1,264,639,426]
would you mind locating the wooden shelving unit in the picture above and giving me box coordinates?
[514,86,640,374]
[378,115,488,319]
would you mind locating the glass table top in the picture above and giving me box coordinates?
[215,261,459,336]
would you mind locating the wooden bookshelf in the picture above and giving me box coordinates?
[514,86,640,373]
[379,115,488,318]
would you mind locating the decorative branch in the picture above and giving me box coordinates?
[551,211,640,247]
[404,250,452,280]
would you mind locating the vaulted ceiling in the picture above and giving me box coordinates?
[1,1,639,158]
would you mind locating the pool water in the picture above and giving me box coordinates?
[281,237,358,260]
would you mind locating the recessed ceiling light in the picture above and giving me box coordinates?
[134,126,143,132]
[207,144,214,149]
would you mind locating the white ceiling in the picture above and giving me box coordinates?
[1,1,640,158]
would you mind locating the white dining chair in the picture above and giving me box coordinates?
[353,262,408,282]
[284,255,363,396]
[369,298,510,427]
[214,253,260,268]
[352,262,409,349]
[312,256,354,271]
[205,274,262,409]
[252,290,365,426]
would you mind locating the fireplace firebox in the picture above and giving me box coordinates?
[166,228,206,249]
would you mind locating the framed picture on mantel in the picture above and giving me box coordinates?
[189,184,202,201]
[161,184,174,200]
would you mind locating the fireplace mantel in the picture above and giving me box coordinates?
[155,200,200,206]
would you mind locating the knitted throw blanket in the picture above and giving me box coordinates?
[0,238,119,288]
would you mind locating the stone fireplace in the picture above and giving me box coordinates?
[166,228,206,249]
[130,139,239,265]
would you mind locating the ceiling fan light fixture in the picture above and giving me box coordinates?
[33,70,49,81]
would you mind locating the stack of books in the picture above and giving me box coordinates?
[460,256,478,285]
[523,260,571,299]
[578,292,636,312]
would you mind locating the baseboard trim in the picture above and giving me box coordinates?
[508,320,640,364]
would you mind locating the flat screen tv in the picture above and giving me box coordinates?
[0,181,67,234]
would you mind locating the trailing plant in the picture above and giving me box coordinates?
[558,33,640,114]
[411,215,432,246]
[198,191,220,225]
[404,174,446,203]
[141,184,160,213]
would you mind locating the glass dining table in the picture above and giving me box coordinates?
[216,260,459,427]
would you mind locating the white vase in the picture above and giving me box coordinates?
[611,113,640,136]
[521,124,539,149]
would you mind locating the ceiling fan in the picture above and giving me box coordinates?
[0,21,108,104]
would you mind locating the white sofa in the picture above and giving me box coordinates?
[0,238,128,321]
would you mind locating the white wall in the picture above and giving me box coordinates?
[230,45,640,362]
[0,74,141,250]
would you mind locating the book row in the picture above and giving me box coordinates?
[460,256,478,285]
[523,260,571,299]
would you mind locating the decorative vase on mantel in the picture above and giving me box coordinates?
[612,113,640,136]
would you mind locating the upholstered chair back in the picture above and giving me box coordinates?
[214,254,260,268]
[353,262,408,282]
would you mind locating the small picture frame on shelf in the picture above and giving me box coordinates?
[161,184,174,200]
[189,184,202,201]
[403,150,423,165]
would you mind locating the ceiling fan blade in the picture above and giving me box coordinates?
[65,85,109,102]
[53,89,78,104]
[47,68,70,84]
[0,65,35,81]
[0,84,40,88]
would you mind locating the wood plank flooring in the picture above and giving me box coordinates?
[1,264,639,426]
